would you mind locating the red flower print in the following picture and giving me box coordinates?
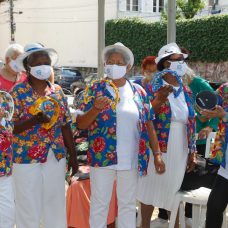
[38,128,48,137]
[92,137,106,153]
[28,145,46,159]
[160,105,170,114]
[160,132,167,139]
[0,131,12,151]
[101,113,110,121]
[87,152,92,164]
[159,141,167,152]
[139,139,147,154]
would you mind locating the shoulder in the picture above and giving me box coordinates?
[132,82,147,96]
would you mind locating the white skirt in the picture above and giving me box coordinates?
[137,122,189,211]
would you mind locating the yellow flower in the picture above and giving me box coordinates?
[26,141,34,147]
[15,157,22,164]
[16,148,23,155]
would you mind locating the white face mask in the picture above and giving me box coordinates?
[9,59,21,73]
[30,65,52,80]
[104,64,127,80]
[168,61,188,77]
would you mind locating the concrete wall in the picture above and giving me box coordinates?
[0,0,117,67]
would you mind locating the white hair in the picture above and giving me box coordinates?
[104,49,130,65]
[5,43,24,60]
[182,66,196,85]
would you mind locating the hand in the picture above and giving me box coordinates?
[186,152,197,173]
[154,154,166,174]
[201,105,226,119]
[34,112,50,124]
[198,126,213,140]
[93,96,111,111]
[156,85,174,102]
[68,155,79,177]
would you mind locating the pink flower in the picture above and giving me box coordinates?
[0,131,12,151]
[108,127,115,135]
[101,113,110,121]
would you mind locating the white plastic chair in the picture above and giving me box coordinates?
[169,187,211,228]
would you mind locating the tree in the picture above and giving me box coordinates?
[161,0,206,20]
[178,0,205,19]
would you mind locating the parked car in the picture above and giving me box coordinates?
[54,67,83,92]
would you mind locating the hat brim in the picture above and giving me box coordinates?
[102,45,134,69]
[17,48,58,71]
[155,53,188,64]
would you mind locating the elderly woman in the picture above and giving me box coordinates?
[76,42,164,228]
[134,56,157,88]
[137,43,196,228]
[0,92,15,227]
[10,43,78,228]
[202,83,228,228]
[0,43,26,92]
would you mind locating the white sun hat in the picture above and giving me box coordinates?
[16,43,58,71]
[155,42,188,64]
[102,42,134,68]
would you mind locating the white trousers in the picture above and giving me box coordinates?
[89,167,137,228]
[0,176,15,228]
[12,151,67,228]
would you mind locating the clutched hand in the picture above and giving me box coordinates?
[198,126,213,140]
[156,85,174,102]
[93,96,112,111]
[34,112,51,124]
[154,154,166,174]
[201,105,226,119]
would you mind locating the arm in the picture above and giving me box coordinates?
[147,120,165,174]
[151,85,173,114]
[76,96,111,129]
[13,112,50,134]
[61,124,78,176]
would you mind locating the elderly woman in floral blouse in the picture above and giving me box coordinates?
[10,43,78,228]
[76,42,164,228]
[137,43,196,228]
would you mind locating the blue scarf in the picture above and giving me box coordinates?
[151,69,183,98]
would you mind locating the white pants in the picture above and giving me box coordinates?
[12,151,67,228]
[89,167,137,228]
[0,176,15,228]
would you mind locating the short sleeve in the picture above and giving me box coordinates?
[10,88,21,123]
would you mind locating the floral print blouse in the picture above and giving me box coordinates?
[79,80,155,176]
[145,83,196,153]
[210,83,228,168]
[10,80,71,164]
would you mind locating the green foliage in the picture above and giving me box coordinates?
[105,15,228,65]
[161,0,205,20]
[177,0,205,19]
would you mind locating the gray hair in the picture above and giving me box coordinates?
[5,43,24,60]
[104,49,130,65]
[182,66,196,85]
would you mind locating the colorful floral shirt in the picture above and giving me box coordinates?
[145,83,196,153]
[79,80,155,176]
[0,120,13,177]
[10,80,71,164]
[210,83,228,168]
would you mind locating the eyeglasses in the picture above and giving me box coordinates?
[168,59,185,64]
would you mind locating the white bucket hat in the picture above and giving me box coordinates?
[102,42,134,68]
[155,42,188,64]
[16,43,58,71]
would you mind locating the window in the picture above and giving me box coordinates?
[159,0,164,12]
[153,0,165,13]
[126,0,139,11]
